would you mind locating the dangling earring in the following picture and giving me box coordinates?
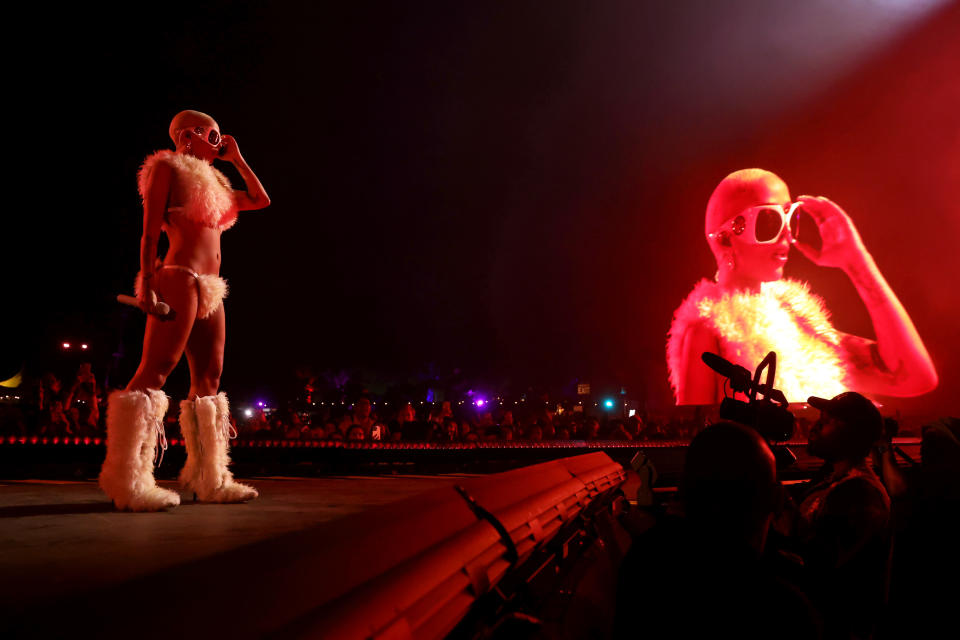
[726,252,735,271]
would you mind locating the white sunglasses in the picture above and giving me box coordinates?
[708,202,804,244]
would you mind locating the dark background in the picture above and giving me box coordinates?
[5,1,959,413]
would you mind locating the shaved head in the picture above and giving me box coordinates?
[704,169,790,238]
[168,110,218,144]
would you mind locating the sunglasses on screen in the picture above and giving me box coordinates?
[708,202,807,244]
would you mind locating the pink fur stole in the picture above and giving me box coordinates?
[138,150,237,230]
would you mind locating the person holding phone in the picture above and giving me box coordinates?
[99,110,270,511]
[666,168,937,406]
[64,363,99,433]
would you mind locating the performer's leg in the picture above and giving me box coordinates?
[180,305,258,502]
[127,270,200,392]
[178,304,223,496]
[184,296,225,399]
[100,270,198,511]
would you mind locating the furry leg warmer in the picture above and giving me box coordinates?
[179,393,258,503]
[99,389,180,512]
[177,398,202,494]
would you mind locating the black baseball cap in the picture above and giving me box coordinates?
[808,391,883,440]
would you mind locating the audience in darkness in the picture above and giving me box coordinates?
[63,363,100,434]
[616,421,820,639]
[4,365,931,456]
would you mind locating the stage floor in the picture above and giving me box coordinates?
[1,441,921,608]
[0,475,465,619]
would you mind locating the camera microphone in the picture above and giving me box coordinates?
[701,352,753,393]
[702,351,796,444]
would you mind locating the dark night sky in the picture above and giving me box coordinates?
[7,1,959,412]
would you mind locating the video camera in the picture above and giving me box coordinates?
[701,350,795,443]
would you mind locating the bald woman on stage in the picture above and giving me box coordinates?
[100,110,270,511]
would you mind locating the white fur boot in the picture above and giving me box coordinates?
[177,399,201,493]
[179,393,258,503]
[99,389,180,511]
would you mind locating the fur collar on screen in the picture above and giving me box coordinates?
[667,278,848,404]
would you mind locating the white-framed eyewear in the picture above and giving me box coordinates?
[708,202,803,244]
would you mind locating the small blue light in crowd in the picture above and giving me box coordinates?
[475,398,486,408]
[603,398,615,409]
[257,401,265,408]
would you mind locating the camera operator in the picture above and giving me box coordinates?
[615,422,819,639]
[783,391,891,639]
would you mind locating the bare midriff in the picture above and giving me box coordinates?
[160,167,224,275]
[163,218,222,275]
